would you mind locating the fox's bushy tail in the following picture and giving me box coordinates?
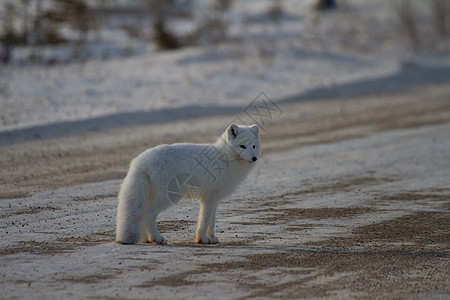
[115,163,150,244]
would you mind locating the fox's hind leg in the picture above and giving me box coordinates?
[141,209,166,245]
[141,194,171,245]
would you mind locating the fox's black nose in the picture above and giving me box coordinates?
[252,157,257,162]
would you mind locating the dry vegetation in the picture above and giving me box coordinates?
[1,0,449,64]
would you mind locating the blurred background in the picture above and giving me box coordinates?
[0,0,450,64]
[0,0,449,134]
[1,0,450,63]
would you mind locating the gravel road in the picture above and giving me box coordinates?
[1,84,449,299]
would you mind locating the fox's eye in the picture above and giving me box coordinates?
[240,145,247,149]
[253,145,256,149]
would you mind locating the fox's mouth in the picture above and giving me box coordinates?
[235,155,245,161]
[235,154,257,163]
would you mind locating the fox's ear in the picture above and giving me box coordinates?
[228,123,238,140]
[250,124,259,135]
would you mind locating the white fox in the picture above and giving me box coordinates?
[116,123,260,245]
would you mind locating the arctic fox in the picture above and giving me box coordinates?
[116,123,260,245]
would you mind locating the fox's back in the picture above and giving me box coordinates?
[137,143,208,173]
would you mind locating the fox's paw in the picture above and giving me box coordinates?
[196,235,219,244]
[210,235,219,244]
[151,236,167,245]
[196,236,212,244]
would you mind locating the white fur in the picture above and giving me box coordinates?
[116,123,260,244]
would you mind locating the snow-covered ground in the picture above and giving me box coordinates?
[0,46,395,132]
[1,0,449,134]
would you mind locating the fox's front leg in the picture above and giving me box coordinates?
[196,198,219,244]
[207,202,219,244]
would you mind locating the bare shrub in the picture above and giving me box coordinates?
[0,3,18,63]
[267,0,283,24]
[148,0,181,50]
[0,1,31,63]
[189,0,233,46]
[311,0,337,11]
[153,16,181,50]
[431,0,450,37]
[213,0,233,12]
[1,0,96,63]
[395,0,420,52]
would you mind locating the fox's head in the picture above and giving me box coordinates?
[225,123,260,163]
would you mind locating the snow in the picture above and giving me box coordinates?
[1,1,450,298]
[1,0,449,135]
[1,44,398,133]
